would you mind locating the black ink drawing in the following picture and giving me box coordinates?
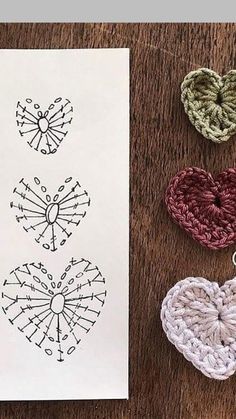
[2,258,107,362]
[10,177,91,252]
[16,98,73,155]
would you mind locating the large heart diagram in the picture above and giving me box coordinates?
[165,167,236,250]
[10,176,91,252]
[2,257,107,362]
[161,277,236,380]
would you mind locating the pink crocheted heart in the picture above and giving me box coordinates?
[165,167,236,249]
[161,277,236,380]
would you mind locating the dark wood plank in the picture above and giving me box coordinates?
[0,23,235,419]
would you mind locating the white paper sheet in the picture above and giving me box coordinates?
[0,48,129,400]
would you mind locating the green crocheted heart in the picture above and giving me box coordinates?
[181,68,236,143]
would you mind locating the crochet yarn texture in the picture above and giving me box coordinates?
[181,68,236,143]
[161,277,236,380]
[165,167,236,250]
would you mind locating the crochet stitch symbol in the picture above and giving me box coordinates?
[165,167,236,250]
[161,277,236,380]
[10,176,90,252]
[16,98,73,155]
[181,68,236,143]
[2,257,107,362]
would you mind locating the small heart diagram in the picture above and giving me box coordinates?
[16,97,73,155]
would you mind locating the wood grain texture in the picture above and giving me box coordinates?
[0,22,236,419]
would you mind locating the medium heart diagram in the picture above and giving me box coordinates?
[2,257,107,362]
[10,176,91,252]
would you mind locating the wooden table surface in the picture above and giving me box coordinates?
[0,22,236,419]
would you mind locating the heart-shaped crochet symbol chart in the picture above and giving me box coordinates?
[16,97,73,155]
[181,68,236,143]
[2,258,107,362]
[165,167,236,250]
[10,176,90,252]
[161,277,236,380]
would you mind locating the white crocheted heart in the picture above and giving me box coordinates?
[161,277,236,380]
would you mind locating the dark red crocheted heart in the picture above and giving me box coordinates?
[165,167,236,249]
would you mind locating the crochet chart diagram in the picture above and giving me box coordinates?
[10,176,91,252]
[16,98,73,155]
[2,257,107,362]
